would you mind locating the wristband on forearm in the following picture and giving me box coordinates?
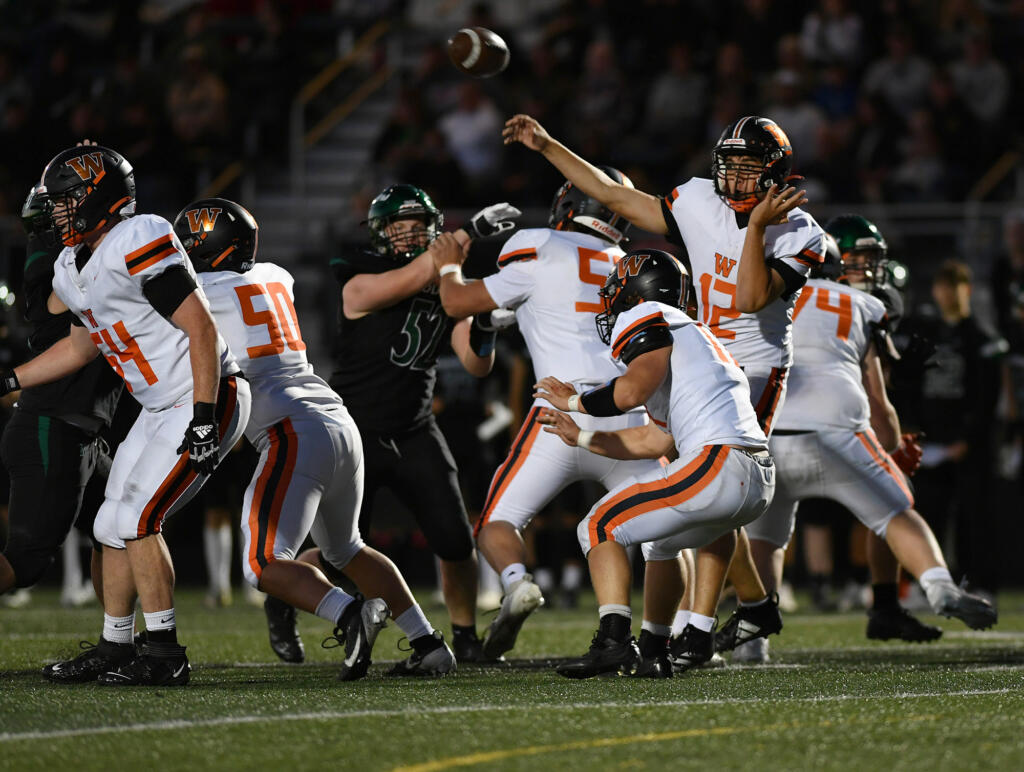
[469,314,497,357]
[567,394,581,412]
[193,401,216,422]
[439,264,462,279]
[580,378,623,417]
[576,430,595,450]
[1,369,20,396]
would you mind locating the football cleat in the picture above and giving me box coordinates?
[731,637,770,664]
[264,596,305,663]
[389,631,457,677]
[97,641,190,686]
[481,575,544,660]
[43,638,136,684]
[715,593,783,652]
[451,627,488,663]
[867,606,943,643]
[631,649,673,678]
[326,597,390,682]
[698,652,728,669]
[669,624,715,673]
[557,633,641,680]
[926,581,997,630]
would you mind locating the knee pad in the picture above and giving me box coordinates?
[92,503,126,550]
[318,538,364,575]
[575,517,593,557]
[641,540,683,563]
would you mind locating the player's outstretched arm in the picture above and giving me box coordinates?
[4,324,100,393]
[735,184,808,313]
[450,316,494,378]
[342,250,437,319]
[433,231,500,319]
[862,341,900,452]
[503,114,666,235]
[540,408,674,460]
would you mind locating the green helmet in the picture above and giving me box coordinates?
[824,214,888,291]
[365,184,443,262]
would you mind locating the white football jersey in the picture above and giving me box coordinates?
[609,302,767,457]
[774,279,887,433]
[484,227,625,390]
[662,178,825,368]
[199,262,347,439]
[52,215,236,411]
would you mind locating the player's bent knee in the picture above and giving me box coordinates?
[6,548,56,589]
[641,540,682,563]
[319,539,364,573]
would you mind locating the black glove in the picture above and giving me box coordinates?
[176,401,219,475]
[465,203,522,240]
[469,312,498,357]
[0,369,19,398]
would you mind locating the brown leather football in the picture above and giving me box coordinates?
[446,26,510,78]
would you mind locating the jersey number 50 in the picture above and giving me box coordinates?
[235,282,306,358]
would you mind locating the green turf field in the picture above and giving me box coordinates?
[2,589,1023,771]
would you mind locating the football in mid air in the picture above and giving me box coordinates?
[446,26,510,78]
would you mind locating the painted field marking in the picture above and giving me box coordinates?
[0,687,1018,744]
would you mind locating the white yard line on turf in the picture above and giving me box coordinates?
[1,687,1019,743]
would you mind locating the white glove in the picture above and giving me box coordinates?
[466,203,522,240]
[489,308,517,329]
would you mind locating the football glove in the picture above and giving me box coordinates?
[891,432,923,476]
[177,402,219,475]
[0,369,19,398]
[465,203,522,240]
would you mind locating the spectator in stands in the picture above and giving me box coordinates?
[166,44,229,151]
[863,26,933,120]
[800,0,864,67]
[564,38,628,150]
[763,69,825,167]
[438,82,502,196]
[644,43,707,146]
[950,28,1009,128]
[891,109,947,202]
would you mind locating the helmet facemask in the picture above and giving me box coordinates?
[372,214,439,262]
[712,150,772,213]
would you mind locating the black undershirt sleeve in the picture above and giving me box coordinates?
[142,265,199,318]
[766,258,807,300]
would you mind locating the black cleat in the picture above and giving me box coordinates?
[43,638,136,683]
[715,593,783,652]
[631,649,673,678]
[669,624,715,673]
[389,631,457,677]
[867,605,943,642]
[325,597,390,682]
[265,596,305,663]
[556,633,641,680]
[452,628,489,663]
[97,641,191,686]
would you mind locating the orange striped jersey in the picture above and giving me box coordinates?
[662,178,825,368]
[199,262,346,438]
[774,278,887,433]
[52,214,236,411]
[483,227,626,387]
[610,301,767,457]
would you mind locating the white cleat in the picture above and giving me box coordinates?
[389,631,457,677]
[731,637,770,664]
[926,581,997,630]
[481,575,544,659]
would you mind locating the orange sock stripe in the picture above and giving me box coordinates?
[476,408,542,536]
[589,445,728,548]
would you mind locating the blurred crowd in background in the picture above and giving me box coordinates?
[2,0,1024,612]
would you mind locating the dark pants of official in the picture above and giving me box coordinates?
[1,410,105,588]
[359,417,474,562]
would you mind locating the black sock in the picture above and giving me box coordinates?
[451,624,478,639]
[598,612,631,643]
[147,627,177,645]
[411,631,442,653]
[337,601,359,629]
[810,573,830,592]
[872,582,900,610]
[637,629,668,657]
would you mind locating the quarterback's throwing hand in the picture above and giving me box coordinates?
[539,408,581,447]
[502,114,551,151]
[750,184,807,228]
[534,376,576,412]
[177,402,220,476]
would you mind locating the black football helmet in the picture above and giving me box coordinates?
[595,249,688,344]
[37,145,136,246]
[712,116,794,213]
[811,233,844,281]
[21,186,60,248]
[365,184,443,262]
[173,197,258,273]
[549,166,632,245]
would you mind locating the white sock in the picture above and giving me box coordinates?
[500,563,528,591]
[641,620,671,637]
[204,525,232,594]
[394,604,434,641]
[689,612,715,632]
[62,536,82,596]
[598,604,632,619]
[561,563,583,590]
[919,566,956,608]
[215,525,231,593]
[480,560,502,594]
[671,610,691,637]
[143,608,175,632]
[103,612,135,644]
[315,587,354,625]
[533,567,554,593]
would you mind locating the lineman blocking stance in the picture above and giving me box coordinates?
[749,237,997,631]
[176,198,454,678]
[3,146,251,685]
[538,251,778,678]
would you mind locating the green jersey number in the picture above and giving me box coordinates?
[390,298,447,370]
